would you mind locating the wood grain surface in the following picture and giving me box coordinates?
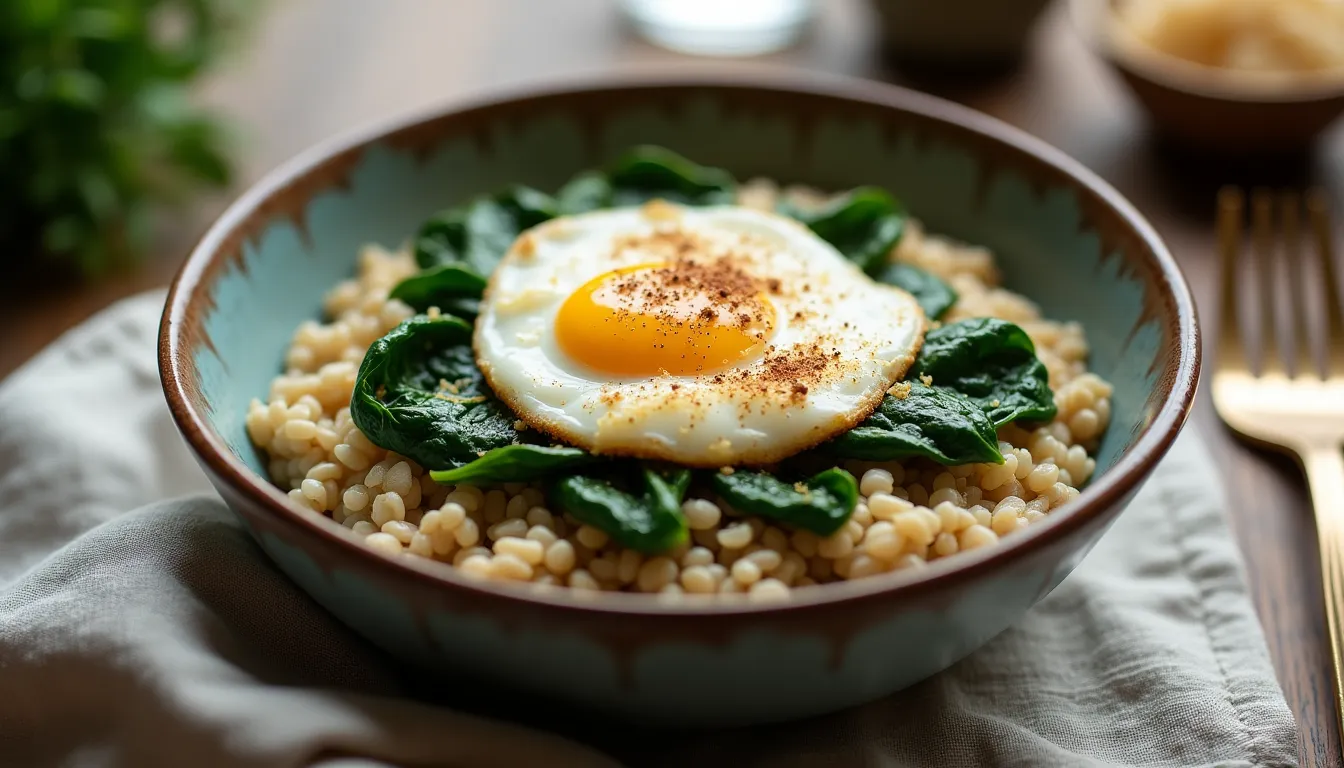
[2,1,1340,763]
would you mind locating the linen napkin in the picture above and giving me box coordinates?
[0,291,1299,768]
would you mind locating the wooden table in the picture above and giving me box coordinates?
[2,0,1339,763]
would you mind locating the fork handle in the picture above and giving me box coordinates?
[1305,445,1344,740]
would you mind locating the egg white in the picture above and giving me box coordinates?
[473,203,926,467]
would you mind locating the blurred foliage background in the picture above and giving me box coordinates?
[0,0,252,278]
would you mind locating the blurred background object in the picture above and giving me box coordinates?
[621,0,813,57]
[869,0,1053,69]
[0,0,251,279]
[1115,0,1344,74]
[1074,0,1344,152]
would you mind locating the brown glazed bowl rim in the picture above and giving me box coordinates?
[160,71,1200,618]
[1070,0,1344,104]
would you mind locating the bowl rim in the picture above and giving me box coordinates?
[1069,0,1344,104]
[160,70,1201,618]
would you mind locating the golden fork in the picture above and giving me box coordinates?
[1213,186,1344,738]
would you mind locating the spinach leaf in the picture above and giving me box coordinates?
[780,186,906,275]
[388,263,488,318]
[872,262,957,320]
[913,318,1057,427]
[554,146,736,213]
[554,171,611,215]
[350,315,523,470]
[548,466,691,553]
[413,186,557,276]
[607,146,736,207]
[710,468,858,536]
[429,445,594,485]
[828,382,1004,465]
[779,185,956,319]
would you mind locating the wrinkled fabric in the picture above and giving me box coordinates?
[0,292,1299,767]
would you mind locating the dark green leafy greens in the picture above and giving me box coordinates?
[353,147,1066,551]
[710,468,858,536]
[779,187,906,276]
[374,146,744,485]
[548,466,691,553]
[349,315,523,470]
[388,263,487,318]
[555,172,610,216]
[828,382,1003,465]
[555,145,736,212]
[825,318,1056,465]
[872,262,958,320]
[413,186,557,275]
[779,186,957,319]
[913,318,1057,427]
[429,445,594,485]
[350,315,598,481]
[397,146,737,304]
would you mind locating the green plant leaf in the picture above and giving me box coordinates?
[548,465,690,553]
[828,382,1004,465]
[16,68,46,101]
[68,8,129,39]
[50,69,104,109]
[166,117,231,185]
[413,186,557,275]
[430,445,594,485]
[710,467,857,536]
[606,145,737,207]
[350,315,525,470]
[554,146,736,213]
[872,262,957,320]
[1,0,250,276]
[779,186,906,275]
[913,318,1057,427]
[43,215,86,252]
[554,171,610,215]
[389,263,488,317]
[76,169,118,220]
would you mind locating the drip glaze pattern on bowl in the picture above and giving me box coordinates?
[159,76,1199,726]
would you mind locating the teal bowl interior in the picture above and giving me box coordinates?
[162,76,1198,725]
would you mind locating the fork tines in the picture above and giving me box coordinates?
[1217,186,1344,379]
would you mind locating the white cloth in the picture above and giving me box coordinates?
[0,292,1300,767]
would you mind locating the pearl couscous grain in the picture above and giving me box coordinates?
[247,181,1113,598]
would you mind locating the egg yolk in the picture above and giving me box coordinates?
[555,261,775,377]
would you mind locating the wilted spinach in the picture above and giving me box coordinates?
[780,186,956,319]
[359,148,1057,526]
[779,186,906,275]
[914,318,1056,427]
[828,382,1003,465]
[388,263,488,318]
[429,444,594,485]
[555,145,736,212]
[710,468,858,536]
[872,262,958,320]
[548,465,691,553]
[555,171,611,216]
[413,186,557,276]
[350,315,524,470]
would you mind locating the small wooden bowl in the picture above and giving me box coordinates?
[1072,0,1344,152]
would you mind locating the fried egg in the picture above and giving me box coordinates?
[473,202,926,466]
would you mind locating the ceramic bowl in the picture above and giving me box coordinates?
[1072,0,1344,152]
[159,74,1199,727]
